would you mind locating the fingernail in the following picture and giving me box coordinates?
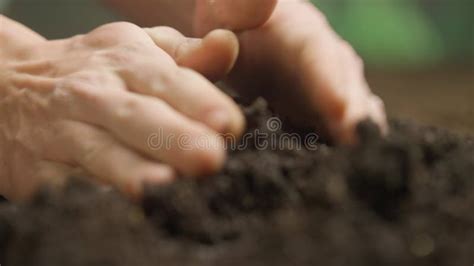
[205,109,230,133]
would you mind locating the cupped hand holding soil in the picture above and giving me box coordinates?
[0,16,244,201]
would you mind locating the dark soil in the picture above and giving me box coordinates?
[0,97,473,266]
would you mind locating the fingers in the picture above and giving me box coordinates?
[34,161,75,189]
[145,27,239,81]
[120,59,245,137]
[78,23,245,136]
[195,0,278,36]
[268,2,387,144]
[58,121,176,200]
[229,1,387,144]
[4,161,73,202]
[368,95,388,135]
[55,84,227,176]
[305,39,388,144]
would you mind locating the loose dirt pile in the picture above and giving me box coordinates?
[1,98,473,266]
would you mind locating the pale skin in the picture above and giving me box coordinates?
[0,0,387,201]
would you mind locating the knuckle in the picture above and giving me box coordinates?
[151,26,182,37]
[103,47,137,65]
[119,42,148,55]
[154,65,180,89]
[87,50,106,63]
[115,96,142,123]
[57,73,108,106]
[102,42,150,65]
[85,22,147,48]
[66,34,86,49]
[104,21,143,34]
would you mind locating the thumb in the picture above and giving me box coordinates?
[145,27,239,81]
[194,0,278,36]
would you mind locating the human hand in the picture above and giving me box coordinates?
[0,17,244,200]
[199,0,387,143]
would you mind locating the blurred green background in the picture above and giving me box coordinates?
[1,0,473,68]
[312,0,473,67]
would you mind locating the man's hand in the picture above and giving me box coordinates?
[0,16,244,200]
[107,0,387,142]
[224,0,388,143]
